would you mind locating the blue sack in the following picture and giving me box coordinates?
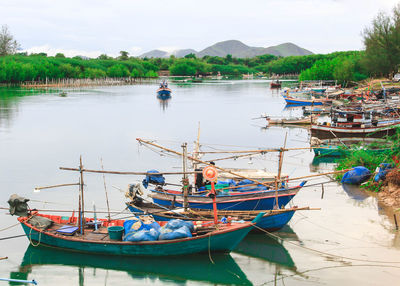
[341,166,371,185]
[165,219,194,232]
[123,217,144,235]
[124,228,159,242]
[159,225,192,240]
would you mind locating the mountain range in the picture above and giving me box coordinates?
[140,40,313,58]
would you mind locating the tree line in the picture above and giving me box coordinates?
[1,2,400,86]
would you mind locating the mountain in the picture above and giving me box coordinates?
[139,40,313,58]
[173,49,197,57]
[140,49,169,58]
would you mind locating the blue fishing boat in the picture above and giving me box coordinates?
[126,197,305,231]
[282,95,329,106]
[148,181,306,211]
[157,80,172,97]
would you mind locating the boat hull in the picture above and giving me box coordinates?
[149,185,304,211]
[282,95,327,106]
[157,88,172,96]
[128,204,296,232]
[19,217,254,257]
[311,122,400,139]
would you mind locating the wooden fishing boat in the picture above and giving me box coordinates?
[282,95,331,106]
[17,211,263,257]
[149,182,306,211]
[126,198,309,231]
[157,80,172,96]
[311,121,400,139]
[266,116,315,125]
[312,137,391,157]
[270,81,281,88]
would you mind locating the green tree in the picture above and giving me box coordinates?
[363,4,400,76]
[119,51,129,61]
[107,64,130,77]
[184,53,196,59]
[55,53,65,58]
[0,25,20,56]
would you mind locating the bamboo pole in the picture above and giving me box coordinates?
[59,167,200,175]
[100,158,111,222]
[79,156,85,234]
[34,183,80,191]
[182,143,189,210]
[197,146,340,154]
[137,138,272,188]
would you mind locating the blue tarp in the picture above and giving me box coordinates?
[142,170,165,188]
[374,163,394,182]
[341,166,371,185]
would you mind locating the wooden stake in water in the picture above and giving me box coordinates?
[79,156,85,235]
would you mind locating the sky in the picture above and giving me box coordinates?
[1,0,399,58]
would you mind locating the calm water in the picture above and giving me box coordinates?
[0,81,400,285]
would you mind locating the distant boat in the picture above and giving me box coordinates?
[282,95,331,106]
[270,81,281,89]
[265,116,315,125]
[157,80,172,97]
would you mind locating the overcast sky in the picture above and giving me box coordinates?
[1,0,399,57]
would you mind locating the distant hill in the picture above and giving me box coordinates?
[139,40,313,58]
[140,49,169,58]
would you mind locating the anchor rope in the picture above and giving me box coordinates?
[253,225,400,264]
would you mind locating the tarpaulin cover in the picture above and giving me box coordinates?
[341,166,371,185]
[142,170,165,188]
[374,163,394,182]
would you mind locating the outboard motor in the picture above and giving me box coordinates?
[125,183,145,204]
[8,194,30,217]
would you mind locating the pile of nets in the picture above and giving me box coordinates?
[123,216,194,242]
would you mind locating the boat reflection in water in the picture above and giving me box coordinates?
[157,95,171,111]
[14,245,251,285]
[234,226,297,270]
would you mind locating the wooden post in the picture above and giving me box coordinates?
[79,156,85,234]
[182,143,189,210]
[211,181,218,224]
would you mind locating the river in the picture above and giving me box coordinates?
[0,80,399,285]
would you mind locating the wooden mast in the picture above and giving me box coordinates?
[137,138,272,188]
[79,156,85,234]
[182,143,189,210]
[100,158,111,222]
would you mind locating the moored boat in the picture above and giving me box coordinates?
[126,196,307,232]
[270,80,282,88]
[157,80,172,97]
[282,95,332,106]
[149,182,306,211]
[16,211,262,256]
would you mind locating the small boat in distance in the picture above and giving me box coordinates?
[270,80,281,89]
[157,80,172,97]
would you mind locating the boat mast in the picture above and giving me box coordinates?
[182,143,189,210]
[79,156,85,234]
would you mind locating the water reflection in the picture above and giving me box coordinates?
[0,87,55,130]
[235,226,298,271]
[15,245,251,285]
[156,95,171,111]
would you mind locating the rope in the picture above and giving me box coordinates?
[258,264,400,285]
[253,225,400,264]
[0,222,21,232]
[0,234,26,241]
[207,233,215,264]
[294,211,391,248]
[29,227,42,247]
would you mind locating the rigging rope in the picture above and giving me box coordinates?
[253,225,400,264]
